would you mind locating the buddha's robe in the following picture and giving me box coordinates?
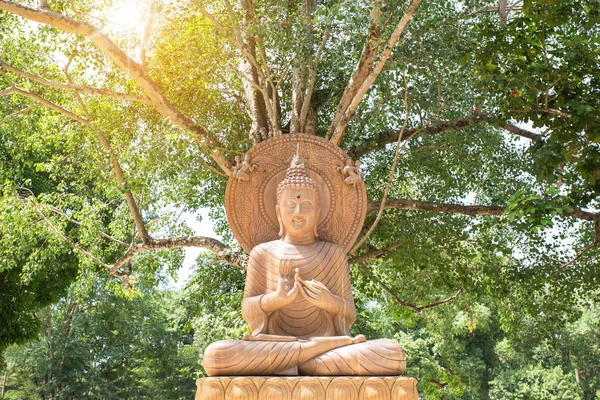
[203,240,406,376]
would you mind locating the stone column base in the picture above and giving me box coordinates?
[195,376,418,400]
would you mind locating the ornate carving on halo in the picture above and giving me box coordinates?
[232,154,258,182]
[225,134,367,254]
[337,158,363,185]
[195,377,418,400]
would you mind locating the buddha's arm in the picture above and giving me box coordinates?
[334,257,357,333]
[241,248,269,333]
[242,249,299,333]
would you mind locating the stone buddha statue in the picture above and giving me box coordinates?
[203,150,406,377]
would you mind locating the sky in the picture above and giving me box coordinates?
[166,208,220,289]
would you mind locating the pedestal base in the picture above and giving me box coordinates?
[195,376,418,400]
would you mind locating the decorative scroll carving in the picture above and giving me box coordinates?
[337,159,363,185]
[232,154,257,182]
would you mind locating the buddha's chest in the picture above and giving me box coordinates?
[263,254,328,284]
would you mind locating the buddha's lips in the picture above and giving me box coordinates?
[292,216,305,225]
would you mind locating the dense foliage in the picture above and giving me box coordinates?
[2,276,197,399]
[1,0,599,398]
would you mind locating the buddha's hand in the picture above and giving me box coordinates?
[275,259,300,304]
[296,277,340,314]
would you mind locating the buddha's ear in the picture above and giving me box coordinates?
[276,205,284,237]
[313,205,319,238]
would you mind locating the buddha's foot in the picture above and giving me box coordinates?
[298,338,406,376]
[353,334,366,343]
[204,338,406,376]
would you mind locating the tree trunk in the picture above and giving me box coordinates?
[241,54,270,143]
[290,0,317,135]
[290,68,316,135]
[238,0,272,143]
[290,65,305,134]
[1,369,7,397]
[498,0,508,25]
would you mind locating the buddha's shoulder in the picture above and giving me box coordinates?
[250,240,281,254]
[250,239,345,257]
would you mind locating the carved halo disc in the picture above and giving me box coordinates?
[225,134,367,253]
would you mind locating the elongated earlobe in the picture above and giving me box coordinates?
[276,205,285,237]
[313,205,319,238]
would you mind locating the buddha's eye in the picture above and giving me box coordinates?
[285,200,296,208]
[301,201,312,208]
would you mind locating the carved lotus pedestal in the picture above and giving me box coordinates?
[195,376,419,400]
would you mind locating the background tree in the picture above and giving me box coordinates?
[2,276,197,400]
[0,0,599,398]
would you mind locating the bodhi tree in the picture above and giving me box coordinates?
[0,0,599,395]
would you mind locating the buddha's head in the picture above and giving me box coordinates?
[276,149,320,243]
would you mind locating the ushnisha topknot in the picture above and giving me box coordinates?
[277,145,319,203]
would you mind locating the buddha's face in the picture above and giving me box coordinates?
[277,187,319,242]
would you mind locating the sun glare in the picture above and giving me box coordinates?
[105,1,145,34]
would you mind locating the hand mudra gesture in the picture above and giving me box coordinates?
[296,276,336,311]
[276,258,299,303]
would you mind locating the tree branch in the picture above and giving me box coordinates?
[328,0,423,145]
[349,239,409,264]
[0,0,230,172]
[0,60,152,104]
[1,86,90,125]
[239,0,280,136]
[40,203,129,247]
[326,0,383,141]
[429,380,448,389]
[501,121,540,140]
[498,0,508,25]
[368,197,600,222]
[359,261,463,312]
[139,0,155,68]
[196,0,273,142]
[109,236,248,274]
[560,220,600,269]
[61,64,152,243]
[417,288,463,311]
[0,104,40,125]
[29,196,112,271]
[381,280,463,313]
[351,74,415,254]
[348,115,542,159]
[299,27,329,133]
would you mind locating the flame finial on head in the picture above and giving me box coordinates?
[276,145,319,203]
[290,144,304,167]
